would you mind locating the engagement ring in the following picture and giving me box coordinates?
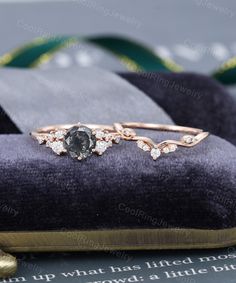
[31,122,209,161]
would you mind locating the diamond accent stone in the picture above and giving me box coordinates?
[150,148,161,160]
[95,141,108,155]
[183,135,195,144]
[114,136,121,144]
[122,128,136,138]
[63,126,96,159]
[95,130,105,139]
[169,144,177,152]
[50,141,66,155]
[137,140,144,148]
[137,140,150,151]
[47,133,54,142]
[36,136,45,144]
[104,133,113,141]
[46,140,52,147]
[107,140,113,147]
[54,130,65,140]
[143,144,150,152]
[163,146,170,154]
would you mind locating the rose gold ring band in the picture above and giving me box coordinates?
[31,122,209,161]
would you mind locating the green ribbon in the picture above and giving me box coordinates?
[212,57,236,85]
[0,35,182,72]
[0,35,236,85]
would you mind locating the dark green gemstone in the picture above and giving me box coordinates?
[63,126,96,159]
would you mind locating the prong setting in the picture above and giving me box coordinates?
[32,123,208,161]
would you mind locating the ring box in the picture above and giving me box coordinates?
[0,71,236,254]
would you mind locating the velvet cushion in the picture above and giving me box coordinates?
[0,67,173,133]
[121,72,236,146]
[0,71,235,250]
[0,132,235,232]
[2,72,236,147]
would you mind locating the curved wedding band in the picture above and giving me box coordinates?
[31,122,209,161]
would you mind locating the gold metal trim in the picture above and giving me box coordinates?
[0,228,236,252]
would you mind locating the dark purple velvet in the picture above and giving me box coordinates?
[0,133,235,232]
[0,72,236,233]
[121,72,236,146]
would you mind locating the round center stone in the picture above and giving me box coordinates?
[63,126,96,159]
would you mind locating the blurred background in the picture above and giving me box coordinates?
[0,0,236,75]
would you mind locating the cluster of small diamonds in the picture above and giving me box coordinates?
[92,129,121,156]
[136,134,197,160]
[137,140,177,160]
[35,130,67,155]
[34,128,198,161]
[35,128,122,157]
